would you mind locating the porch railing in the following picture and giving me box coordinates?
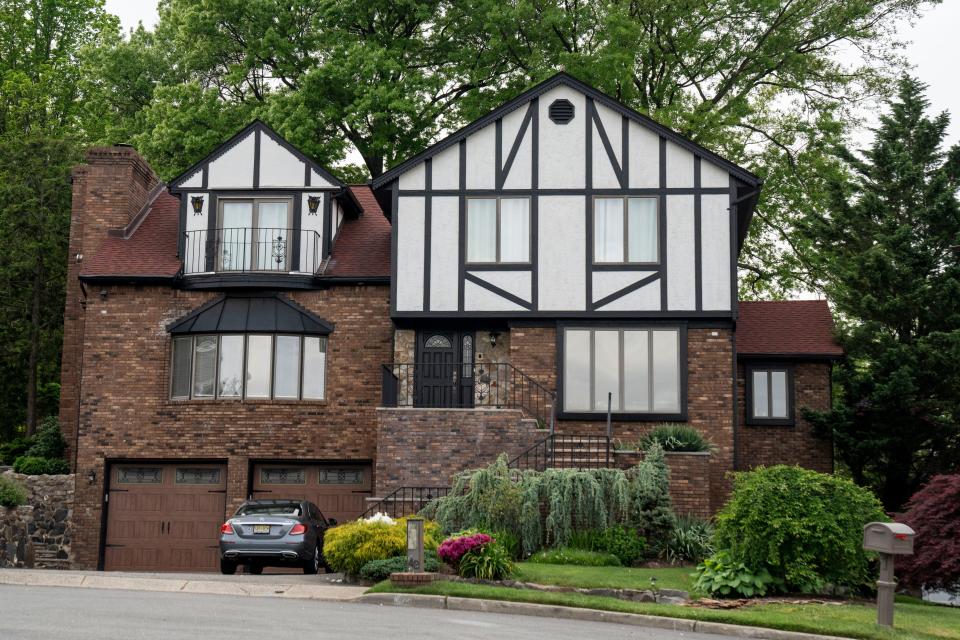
[508,434,612,471]
[361,486,450,519]
[183,227,322,275]
[380,361,555,431]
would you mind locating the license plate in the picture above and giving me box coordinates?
[253,524,271,534]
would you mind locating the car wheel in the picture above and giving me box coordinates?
[247,564,264,575]
[220,559,237,575]
[303,546,320,575]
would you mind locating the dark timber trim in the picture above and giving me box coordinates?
[457,140,467,312]
[743,362,797,427]
[590,271,661,310]
[530,97,540,309]
[423,159,433,311]
[585,98,594,312]
[498,101,535,189]
[694,155,702,311]
[390,181,400,314]
[396,187,729,197]
[590,99,625,187]
[252,128,261,189]
[464,272,534,310]
[659,137,668,312]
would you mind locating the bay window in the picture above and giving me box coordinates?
[562,327,683,415]
[466,197,530,263]
[171,334,327,400]
[593,197,658,263]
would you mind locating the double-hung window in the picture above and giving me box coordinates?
[593,197,658,264]
[747,366,793,425]
[562,327,683,416]
[171,334,327,400]
[466,197,530,263]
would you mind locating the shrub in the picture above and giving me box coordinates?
[490,529,522,560]
[323,517,441,575]
[637,424,711,453]
[0,475,27,508]
[711,465,887,593]
[0,436,33,465]
[529,547,622,567]
[568,525,647,565]
[694,550,781,598]
[13,456,70,475]
[438,533,493,567]
[898,474,960,594]
[425,452,672,558]
[458,541,514,580]
[26,418,66,459]
[358,551,440,582]
[663,516,714,564]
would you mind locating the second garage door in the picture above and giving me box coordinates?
[251,463,372,523]
[104,463,226,572]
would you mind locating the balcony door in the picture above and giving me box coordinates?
[217,198,292,272]
[415,330,474,408]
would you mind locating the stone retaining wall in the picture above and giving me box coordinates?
[0,471,74,569]
[614,451,712,519]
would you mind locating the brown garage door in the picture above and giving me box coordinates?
[252,463,371,523]
[105,463,227,572]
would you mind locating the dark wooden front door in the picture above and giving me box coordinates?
[415,330,474,408]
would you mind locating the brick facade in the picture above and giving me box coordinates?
[375,408,545,492]
[613,451,712,519]
[737,361,834,473]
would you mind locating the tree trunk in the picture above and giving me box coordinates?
[365,155,385,179]
[25,260,41,437]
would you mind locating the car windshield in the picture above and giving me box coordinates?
[237,503,301,516]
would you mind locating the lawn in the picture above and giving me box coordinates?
[370,569,960,640]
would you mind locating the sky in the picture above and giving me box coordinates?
[104,0,959,145]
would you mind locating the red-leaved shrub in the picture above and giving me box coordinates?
[898,474,960,593]
[437,533,492,567]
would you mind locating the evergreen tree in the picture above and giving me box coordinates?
[799,76,960,510]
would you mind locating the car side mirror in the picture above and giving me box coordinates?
[327,518,337,526]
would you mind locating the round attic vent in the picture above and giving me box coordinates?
[548,99,575,124]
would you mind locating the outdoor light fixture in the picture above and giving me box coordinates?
[307,195,321,215]
[99,289,108,300]
[87,469,96,484]
[191,195,204,215]
[489,331,500,348]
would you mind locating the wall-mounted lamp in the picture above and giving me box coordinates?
[489,331,501,348]
[99,289,108,300]
[307,195,321,215]
[190,195,204,215]
[87,469,96,484]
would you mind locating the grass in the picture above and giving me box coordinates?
[370,565,960,640]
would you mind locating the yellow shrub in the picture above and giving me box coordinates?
[323,517,441,575]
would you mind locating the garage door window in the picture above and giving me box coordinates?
[175,468,222,485]
[260,468,306,484]
[318,468,364,484]
[171,334,327,401]
[117,467,163,484]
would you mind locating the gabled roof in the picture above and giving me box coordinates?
[80,187,182,281]
[168,120,345,190]
[167,293,334,335]
[320,185,391,279]
[372,72,762,190]
[737,300,843,358]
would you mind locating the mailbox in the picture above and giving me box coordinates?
[863,522,915,555]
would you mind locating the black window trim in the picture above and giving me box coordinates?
[556,322,688,422]
[592,195,660,266]
[464,196,533,266]
[744,363,795,426]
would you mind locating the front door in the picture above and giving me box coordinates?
[415,331,474,408]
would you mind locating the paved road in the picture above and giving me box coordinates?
[0,585,734,640]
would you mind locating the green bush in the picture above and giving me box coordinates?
[26,418,66,459]
[568,525,647,565]
[458,541,514,579]
[637,424,711,453]
[13,456,69,475]
[0,437,33,465]
[425,450,673,558]
[490,529,522,560]
[663,516,714,564]
[358,551,440,581]
[711,465,887,593]
[323,517,441,575]
[528,547,622,567]
[0,475,27,508]
[694,550,781,597]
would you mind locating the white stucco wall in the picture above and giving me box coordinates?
[466,270,532,302]
[591,102,622,188]
[538,86,587,189]
[207,132,255,188]
[464,280,526,311]
[501,105,533,189]
[396,197,425,311]
[538,196,586,310]
[666,194,696,310]
[429,197,459,311]
[299,192,324,273]
[700,194,731,310]
[259,134,305,188]
[465,124,496,189]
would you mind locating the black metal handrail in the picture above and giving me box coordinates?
[361,486,451,519]
[183,227,322,274]
[508,434,612,471]
[380,361,556,431]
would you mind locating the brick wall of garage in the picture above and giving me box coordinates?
[67,283,392,569]
[509,324,734,513]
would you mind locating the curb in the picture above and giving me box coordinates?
[355,593,852,640]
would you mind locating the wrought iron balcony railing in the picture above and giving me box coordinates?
[183,227,322,275]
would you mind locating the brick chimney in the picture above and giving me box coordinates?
[59,145,160,469]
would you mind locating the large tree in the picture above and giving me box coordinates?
[800,77,960,510]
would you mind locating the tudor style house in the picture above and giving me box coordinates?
[59,73,841,572]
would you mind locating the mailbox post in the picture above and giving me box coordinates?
[863,522,916,627]
[406,518,424,573]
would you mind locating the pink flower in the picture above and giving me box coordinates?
[438,533,493,566]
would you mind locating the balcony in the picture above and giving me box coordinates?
[380,361,556,430]
[183,228,322,275]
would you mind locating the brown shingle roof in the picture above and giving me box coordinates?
[322,185,391,279]
[80,190,182,279]
[737,300,843,357]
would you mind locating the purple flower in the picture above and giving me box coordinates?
[438,533,493,566]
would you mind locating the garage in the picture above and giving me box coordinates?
[104,463,227,572]
[251,463,372,523]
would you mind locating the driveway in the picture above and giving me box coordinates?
[0,584,738,640]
